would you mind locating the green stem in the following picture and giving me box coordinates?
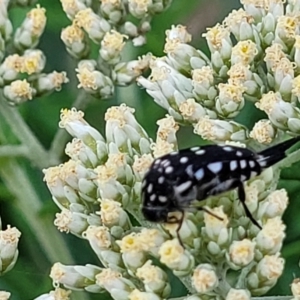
[0,158,74,264]
[0,145,28,157]
[48,90,91,163]
[0,96,50,169]
[235,262,256,289]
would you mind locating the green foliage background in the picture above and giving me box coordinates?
[1,0,300,298]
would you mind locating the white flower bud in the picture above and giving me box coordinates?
[194,117,248,142]
[59,108,104,145]
[50,262,98,289]
[61,24,89,59]
[192,67,217,108]
[216,83,245,118]
[203,206,230,245]
[225,288,251,300]
[84,226,122,269]
[166,24,191,43]
[244,184,259,213]
[229,239,256,267]
[0,291,10,300]
[275,15,299,49]
[76,65,114,98]
[156,115,179,144]
[179,98,216,123]
[0,226,21,275]
[117,233,148,273]
[0,2,12,41]
[3,79,35,104]
[19,49,46,75]
[60,0,87,19]
[54,209,88,236]
[294,36,300,72]
[14,5,46,51]
[128,289,160,300]
[74,8,111,44]
[112,55,151,86]
[34,288,71,300]
[291,278,300,298]
[192,264,219,293]
[0,54,22,85]
[65,138,98,167]
[159,239,194,275]
[258,189,289,219]
[100,0,125,25]
[256,217,286,254]
[84,225,112,251]
[96,268,135,299]
[128,0,151,18]
[132,154,153,180]
[138,228,166,257]
[137,58,194,119]
[105,104,150,153]
[231,40,258,65]
[225,8,256,42]
[100,30,128,64]
[35,71,69,96]
[136,260,170,297]
[99,199,130,229]
[202,24,232,61]
[164,40,206,74]
[249,120,276,144]
[256,253,284,281]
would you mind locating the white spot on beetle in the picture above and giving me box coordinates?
[191,146,200,151]
[196,149,205,155]
[186,165,194,177]
[150,194,156,201]
[158,195,168,203]
[195,168,204,180]
[207,162,223,173]
[158,176,165,184]
[240,160,247,169]
[161,160,170,167]
[180,156,189,163]
[240,174,248,181]
[223,146,233,151]
[249,160,256,168]
[165,166,174,174]
[147,183,153,193]
[170,152,178,156]
[250,171,257,177]
[175,181,192,194]
[154,159,161,165]
[230,160,238,171]
[259,160,267,167]
[236,151,243,156]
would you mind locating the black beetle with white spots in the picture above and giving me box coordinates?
[141,137,300,243]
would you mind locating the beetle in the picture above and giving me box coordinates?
[141,137,300,244]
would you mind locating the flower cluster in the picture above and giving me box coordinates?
[41,103,288,299]
[60,0,172,98]
[138,0,300,145]
[0,3,68,105]
[38,0,300,299]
